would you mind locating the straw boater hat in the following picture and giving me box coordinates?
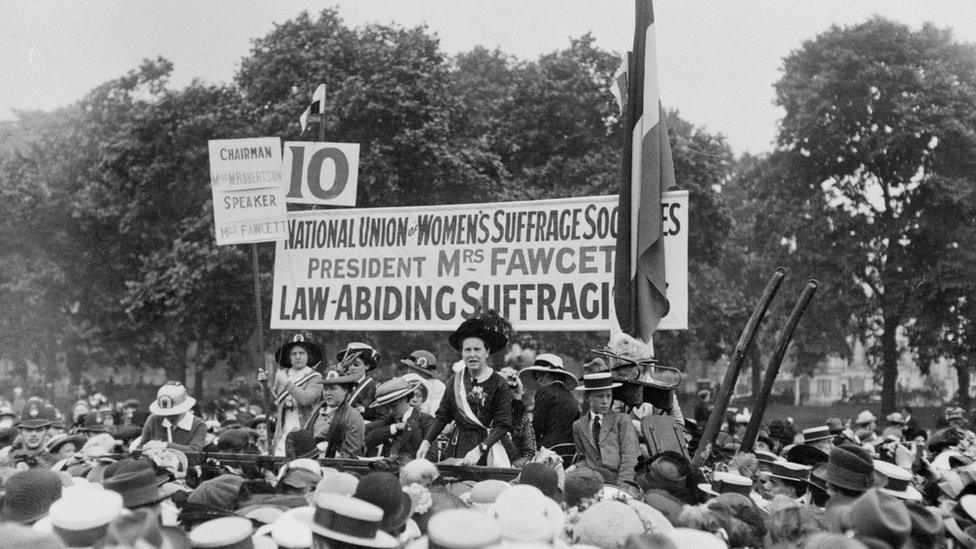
[518,353,579,387]
[759,460,811,485]
[188,516,276,549]
[873,460,922,501]
[448,317,508,355]
[400,350,438,377]
[800,425,834,444]
[45,487,124,549]
[855,411,878,425]
[336,342,381,371]
[574,371,622,392]
[296,493,397,548]
[426,508,502,549]
[149,381,196,416]
[697,471,753,497]
[275,334,324,369]
[369,378,418,409]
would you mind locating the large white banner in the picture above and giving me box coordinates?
[208,137,288,245]
[271,192,688,331]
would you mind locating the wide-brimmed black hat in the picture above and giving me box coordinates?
[275,334,324,369]
[518,354,578,387]
[448,318,508,355]
[354,472,413,534]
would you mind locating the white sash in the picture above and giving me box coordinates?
[275,370,321,407]
[349,377,374,408]
[453,373,511,467]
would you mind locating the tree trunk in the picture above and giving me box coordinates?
[957,360,971,409]
[880,318,900,415]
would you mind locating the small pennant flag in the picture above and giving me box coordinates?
[299,84,326,134]
[611,56,629,116]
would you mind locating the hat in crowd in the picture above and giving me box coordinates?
[298,493,397,548]
[149,381,196,416]
[18,403,58,429]
[518,353,579,387]
[0,524,65,549]
[47,487,124,549]
[462,479,510,510]
[278,458,322,481]
[784,444,829,468]
[400,350,438,377]
[263,506,313,549]
[855,411,878,425]
[947,407,965,421]
[448,317,508,355]
[755,450,780,465]
[104,468,167,509]
[399,459,439,488]
[641,452,690,493]
[945,516,976,549]
[314,471,360,498]
[489,485,566,543]
[760,460,811,483]
[275,333,324,369]
[843,489,911,549]
[665,528,728,549]
[812,444,878,493]
[46,434,88,456]
[885,412,907,425]
[426,508,501,549]
[188,516,275,549]
[336,342,381,370]
[353,472,413,534]
[905,503,945,548]
[574,371,622,392]
[188,474,247,511]
[564,469,605,508]
[517,462,562,502]
[369,377,419,409]
[321,369,362,386]
[698,471,752,497]
[873,461,922,501]
[575,500,649,549]
[801,426,834,443]
[0,469,64,524]
[826,417,845,434]
[734,408,752,425]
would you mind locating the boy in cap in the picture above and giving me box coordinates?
[572,371,640,484]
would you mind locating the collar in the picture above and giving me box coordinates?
[401,407,414,423]
[590,411,603,422]
[161,413,195,430]
[356,375,367,385]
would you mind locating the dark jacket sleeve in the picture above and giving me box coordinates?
[338,408,365,458]
[425,375,456,443]
[484,374,513,448]
[532,386,555,445]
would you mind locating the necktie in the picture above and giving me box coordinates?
[592,415,601,458]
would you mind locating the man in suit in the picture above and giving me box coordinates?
[364,377,434,464]
[519,354,579,452]
[572,371,640,484]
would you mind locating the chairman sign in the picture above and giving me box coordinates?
[271,192,688,331]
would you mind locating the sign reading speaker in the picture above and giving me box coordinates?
[208,137,288,245]
[283,142,360,206]
[271,192,688,331]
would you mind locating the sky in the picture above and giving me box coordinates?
[2,1,975,155]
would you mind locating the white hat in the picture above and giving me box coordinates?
[517,354,578,387]
[270,506,314,549]
[698,471,753,497]
[149,381,196,416]
[666,527,728,549]
[279,458,323,481]
[48,487,123,548]
[488,485,564,543]
[189,516,276,549]
[427,509,501,549]
[855,410,878,425]
[874,460,922,501]
[297,493,396,549]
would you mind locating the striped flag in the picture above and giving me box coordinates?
[614,0,676,341]
[299,84,326,134]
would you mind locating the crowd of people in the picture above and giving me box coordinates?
[0,316,974,549]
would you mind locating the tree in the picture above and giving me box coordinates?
[772,18,976,413]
